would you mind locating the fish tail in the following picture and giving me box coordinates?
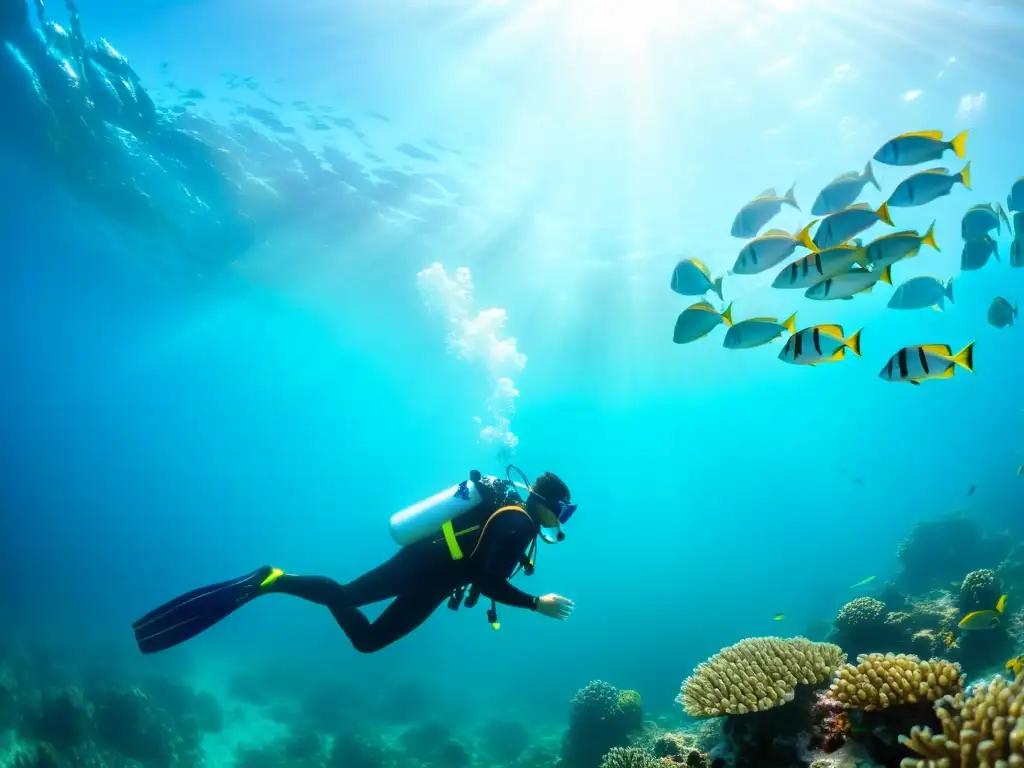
[945,278,955,304]
[720,302,734,327]
[853,246,870,268]
[844,328,863,357]
[994,241,1001,263]
[711,276,725,302]
[879,265,892,285]
[952,341,975,373]
[864,161,880,191]
[876,201,893,226]
[922,220,939,252]
[783,184,799,210]
[950,129,969,159]
[796,220,819,252]
[959,161,972,190]
[997,594,1007,613]
[781,312,797,335]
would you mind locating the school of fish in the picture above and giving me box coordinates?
[669,129,1022,386]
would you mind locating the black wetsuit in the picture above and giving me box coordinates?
[265,476,540,653]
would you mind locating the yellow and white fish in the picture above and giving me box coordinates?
[1006,654,1024,678]
[850,575,877,589]
[778,324,862,366]
[670,258,725,301]
[1012,237,1024,268]
[811,163,881,216]
[806,265,892,301]
[958,594,1006,630]
[723,313,797,349]
[730,185,799,239]
[961,235,999,271]
[813,203,893,250]
[1008,177,1024,213]
[878,342,975,385]
[873,129,968,167]
[885,163,971,209]
[887,276,954,312]
[673,301,733,344]
[863,223,939,270]
[731,223,817,275]
[962,203,1009,240]
[771,244,867,289]
[988,297,1017,329]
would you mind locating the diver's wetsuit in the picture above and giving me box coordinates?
[266,478,539,652]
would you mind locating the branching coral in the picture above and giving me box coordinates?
[678,637,845,717]
[600,747,658,768]
[828,653,963,711]
[899,673,1024,767]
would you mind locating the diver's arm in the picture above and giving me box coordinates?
[474,517,538,610]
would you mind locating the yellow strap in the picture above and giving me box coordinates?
[441,520,465,560]
[467,505,530,560]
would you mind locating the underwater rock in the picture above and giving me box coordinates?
[710,684,819,768]
[478,718,531,763]
[328,729,391,768]
[398,721,471,768]
[25,688,94,752]
[895,514,1010,594]
[958,569,1001,613]
[561,681,642,768]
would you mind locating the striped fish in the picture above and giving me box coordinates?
[805,264,892,301]
[778,324,862,366]
[771,244,867,289]
[673,301,733,344]
[864,223,939,270]
[878,343,975,385]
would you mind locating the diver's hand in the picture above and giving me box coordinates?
[536,594,574,620]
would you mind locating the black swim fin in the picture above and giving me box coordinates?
[132,565,284,654]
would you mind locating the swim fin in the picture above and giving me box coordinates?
[132,565,283,654]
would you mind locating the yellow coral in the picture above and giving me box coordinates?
[899,673,1024,768]
[678,637,845,718]
[828,653,963,711]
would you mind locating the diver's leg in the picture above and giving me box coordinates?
[326,585,454,653]
[132,565,278,654]
[267,547,422,607]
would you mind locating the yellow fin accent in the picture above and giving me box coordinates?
[844,328,863,357]
[721,302,734,327]
[920,343,953,357]
[879,265,893,285]
[815,324,845,340]
[953,341,975,373]
[960,161,972,190]
[764,228,790,236]
[877,202,893,226]
[796,221,818,251]
[932,366,956,380]
[932,304,943,313]
[852,247,869,268]
[997,594,1008,613]
[847,202,872,211]
[921,221,939,251]
[899,129,944,140]
[745,316,778,323]
[689,258,710,278]
[260,568,285,589]
[822,347,846,363]
[950,129,968,158]
[781,312,797,334]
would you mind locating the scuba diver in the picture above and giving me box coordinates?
[133,466,577,654]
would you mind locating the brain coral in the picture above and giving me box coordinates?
[836,597,887,632]
[958,569,1001,613]
[828,653,963,711]
[899,673,1024,767]
[678,637,845,717]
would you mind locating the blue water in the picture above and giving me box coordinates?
[2,0,1023,763]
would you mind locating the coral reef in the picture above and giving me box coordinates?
[601,747,659,768]
[679,637,845,717]
[560,681,646,768]
[829,654,963,711]
[895,514,1012,595]
[958,569,1002,613]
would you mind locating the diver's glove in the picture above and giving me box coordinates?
[535,593,574,620]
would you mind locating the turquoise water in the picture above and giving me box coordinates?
[1,0,1023,766]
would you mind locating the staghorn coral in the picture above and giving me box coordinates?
[600,747,658,768]
[959,569,1002,614]
[678,637,845,717]
[828,653,963,711]
[899,673,1024,767]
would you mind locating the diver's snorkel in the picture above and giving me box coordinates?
[506,464,572,544]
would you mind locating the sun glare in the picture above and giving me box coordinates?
[557,0,693,52]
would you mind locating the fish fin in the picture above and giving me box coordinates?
[920,343,953,356]
[690,258,710,277]
[721,302,734,327]
[879,265,893,285]
[822,347,846,363]
[781,312,797,334]
[816,324,845,340]
[853,246,870,268]
[998,202,1011,230]
[759,187,777,198]
[860,285,873,293]
[847,203,872,210]
[933,366,956,380]
[765,228,790,236]
[783,183,799,210]
[952,341,975,373]
[960,161,972,190]
[844,328,863,357]
[922,221,939,251]
[901,129,944,140]
[994,243,1001,263]
[877,202,893,226]
[795,221,819,251]
[997,594,1008,613]
[950,129,969,159]
[864,161,880,191]
[932,304,944,313]
[909,379,921,386]
[711,276,724,302]
[944,278,954,303]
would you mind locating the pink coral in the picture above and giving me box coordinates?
[811,693,850,753]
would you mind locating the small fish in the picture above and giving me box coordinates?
[873,129,969,167]
[888,276,955,312]
[967,485,977,497]
[806,265,892,301]
[771,244,868,289]
[1006,655,1024,678]
[885,163,971,209]
[779,324,862,366]
[1008,177,1024,213]
[723,313,797,349]
[864,223,939,270]
[850,575,876,589]
[988,297,1018,329]
[961,235,999,271]
[1012,237,1024,268]
[958,594,1007,630]
[671,259,725,301]
[731,185,800,239]
[773,613,785,621]
[811,162,881,216]
[962,203,1009,240]
[813,203,893,250]
[673,301,733,344]
[731,223,817,275]
[878,342,975,385]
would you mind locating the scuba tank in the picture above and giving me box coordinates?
[389,476,484,547]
